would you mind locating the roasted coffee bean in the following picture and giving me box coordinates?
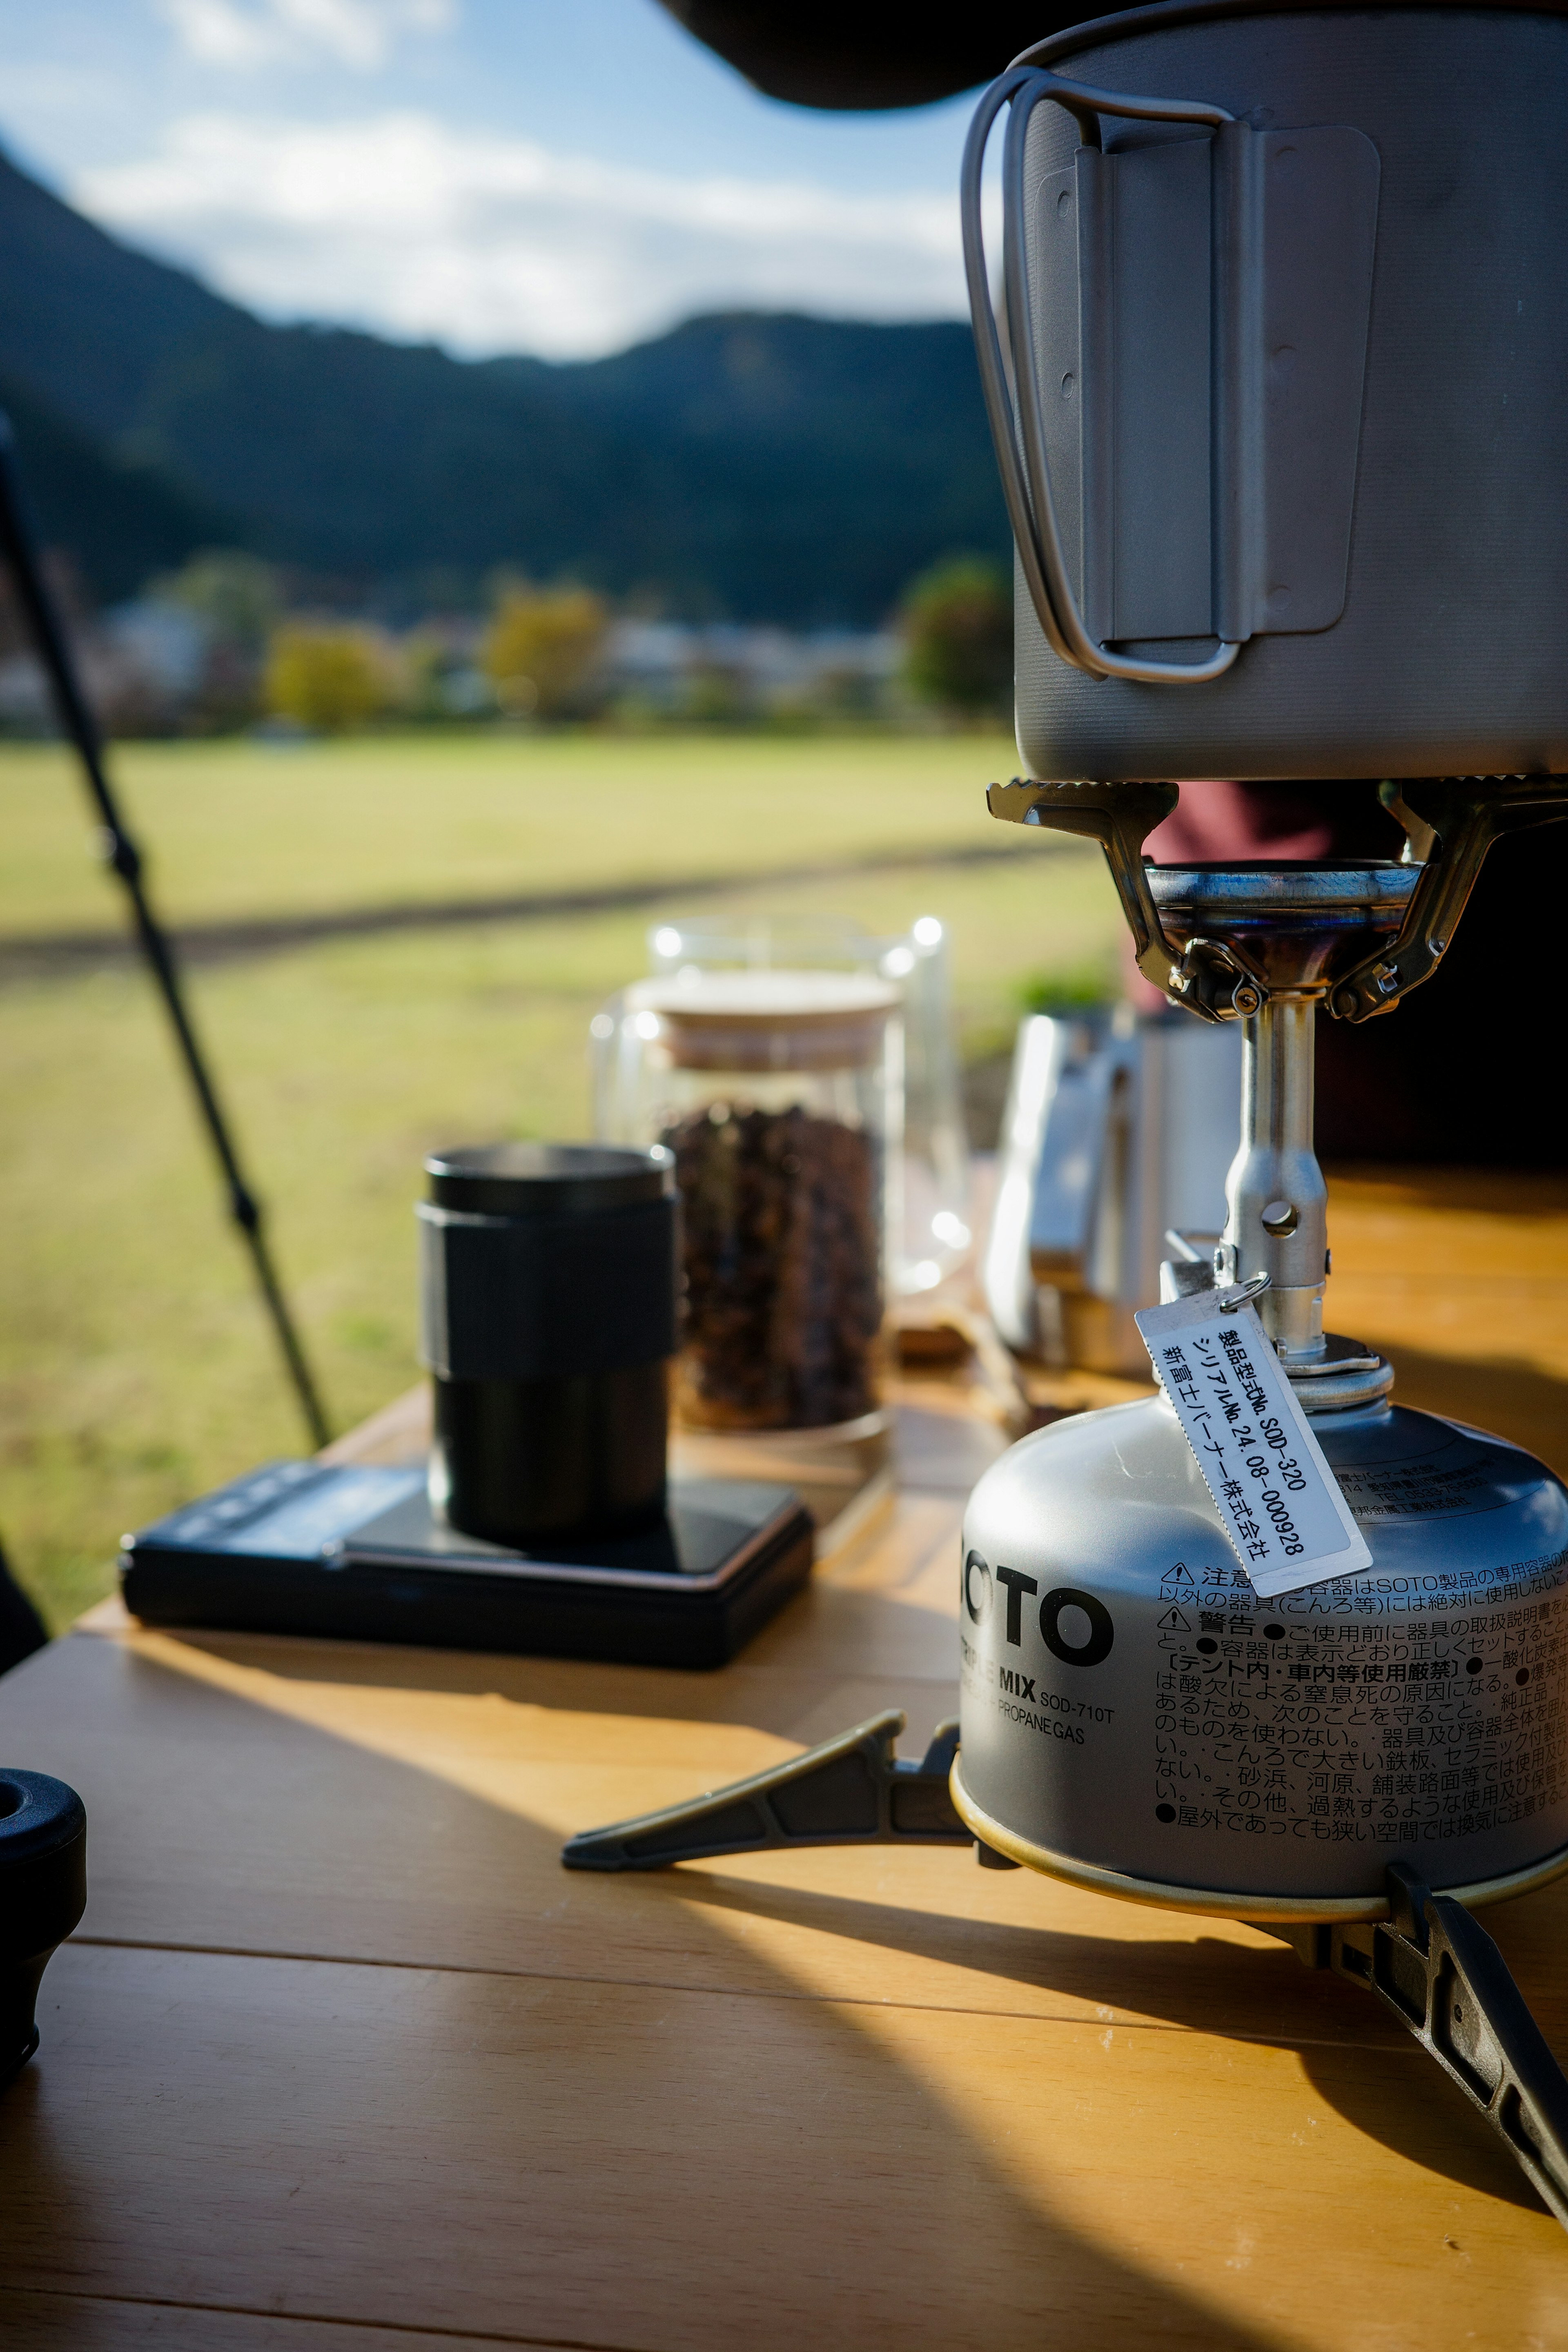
[667,1102,882,1430]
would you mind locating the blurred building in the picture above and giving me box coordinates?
[605,619,902,717]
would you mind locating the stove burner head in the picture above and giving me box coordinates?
[990,776,1568,1025]
[1147,860,1417,996]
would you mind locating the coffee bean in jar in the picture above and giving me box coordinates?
[603,971,901,1433]
[669,1100,882,1428]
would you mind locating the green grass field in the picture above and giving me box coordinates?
[0,730,1121,1629]
[1,732,1065,935]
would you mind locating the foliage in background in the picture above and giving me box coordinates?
[265,625,393,733]
[155,551,281,657]
[901,555,1013,721]
[482,588,608,719]
[2,541,979,746]
[1018,964,1119,1015]
[400,630,493,725]
[146,549,283,730]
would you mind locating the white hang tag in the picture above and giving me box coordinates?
[1134,1287,1372,1598]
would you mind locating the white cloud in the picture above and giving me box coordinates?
[74,109,982,358]
[156,0,456,74]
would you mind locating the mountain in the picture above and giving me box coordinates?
[0,151,1006,624]
[0,371,239,604]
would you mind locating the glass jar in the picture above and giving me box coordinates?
[593,965,900,1433]
[632,914,970,1295]
[876,915,972,1294]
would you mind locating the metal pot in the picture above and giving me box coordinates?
[963,3,1568,779]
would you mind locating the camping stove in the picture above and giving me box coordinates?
[559,0,1568,2234]
[564,780,1568,2227]
[952,791,1568,1916]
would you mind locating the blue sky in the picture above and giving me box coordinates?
[0,0,986,359]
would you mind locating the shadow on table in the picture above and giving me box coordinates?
[0,1646,1298,2352]
[102,1569,1568,2229]
[664,1866,1548,2217]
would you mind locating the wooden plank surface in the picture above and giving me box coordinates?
[1325,1168,1568,1476]
[0,1519,1436,2042]
[0,2293,503,2352]
[1,1168,1566,2346]
[2,1942,1565,2352]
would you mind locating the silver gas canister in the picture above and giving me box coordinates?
[953,1390,1568,1917]
[951,836,1568,1917]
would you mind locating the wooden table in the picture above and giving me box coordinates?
[2,1169,1567,2350]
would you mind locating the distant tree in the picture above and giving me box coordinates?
[146,549,283,729]
[265,625,389,733]
[396,629,487,724]
[483,588,607,719]
[679,661,753,727]
[154,551,281,657]
[900,555,1012,719]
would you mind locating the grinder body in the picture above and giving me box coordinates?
[953,1394,1568,1915]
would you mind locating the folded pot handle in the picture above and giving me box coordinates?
[962,63,1243,686]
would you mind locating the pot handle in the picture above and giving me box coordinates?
[961,65,1242,686]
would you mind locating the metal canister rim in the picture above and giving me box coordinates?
[949,1756,1568,1924]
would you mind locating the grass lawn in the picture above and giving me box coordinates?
[0,730,1064,937]
[0,728,1122,1629]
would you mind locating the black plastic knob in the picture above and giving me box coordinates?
[0,1770,86,2081]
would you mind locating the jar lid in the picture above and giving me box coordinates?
[628,970,898,1073]
[425,1141,674,1217]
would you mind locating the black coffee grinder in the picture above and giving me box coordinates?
[122,1140,813,1668]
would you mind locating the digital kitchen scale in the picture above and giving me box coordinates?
[121,1460,813,1668]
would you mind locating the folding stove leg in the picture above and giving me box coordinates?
[1276,1861,1568,2233]
[561,1710,1009,1871]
